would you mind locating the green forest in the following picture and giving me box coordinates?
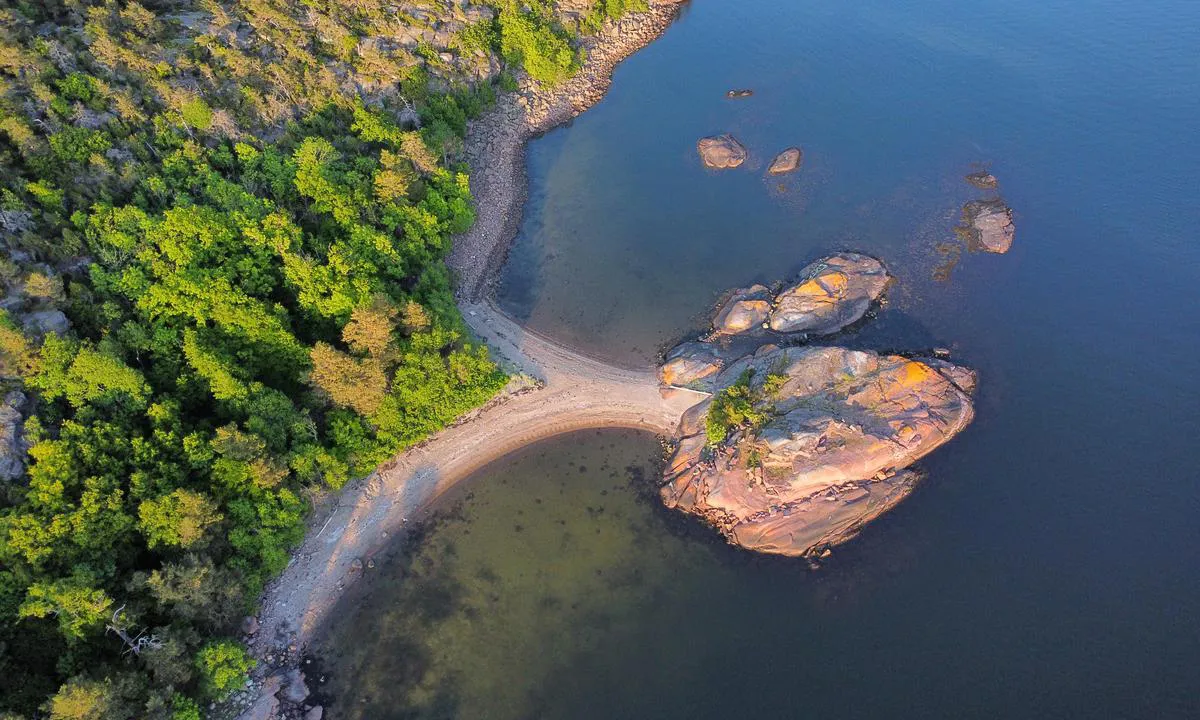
[0,0,644,717]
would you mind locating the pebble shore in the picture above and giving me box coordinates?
[448,2,681,300]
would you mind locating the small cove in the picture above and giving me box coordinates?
[316,0,1200,716]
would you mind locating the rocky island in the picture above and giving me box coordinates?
[658,254,976,557]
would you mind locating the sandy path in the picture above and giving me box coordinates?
[253,301,703,648]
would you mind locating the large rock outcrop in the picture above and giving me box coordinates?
[661,346,976,557]
[768,253,889,334]
[659,253,892,393]
[697,134,748,169]
[657,249,975,558]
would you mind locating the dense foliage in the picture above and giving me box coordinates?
[0,0,650,714]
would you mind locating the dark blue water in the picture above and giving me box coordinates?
[323,1,1200,717]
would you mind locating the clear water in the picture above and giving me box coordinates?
[320,0,1200,717]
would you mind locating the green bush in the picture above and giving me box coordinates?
[180,99,214,131]
[498,4,580,86]
[48,128,110,165]
[195,641,255,699]
[705,369,776,445]
[171,693,203,720]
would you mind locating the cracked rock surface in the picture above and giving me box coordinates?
[661,346,976,557]
[658,253,975,558]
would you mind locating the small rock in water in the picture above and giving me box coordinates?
[726,88,754,98]
[767,147,803,176]
[965,170,999,189]
[960,199,1015,253]
[697,134,748,169]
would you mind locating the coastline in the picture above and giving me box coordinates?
[230,7,687,718]
[449,2,681,301]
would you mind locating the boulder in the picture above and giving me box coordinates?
[961,199,1014,253]
[661,346,976,557]
[726,89,754,98]
[697,134,748,169]
[659,342,723,389]
[241,615,260,636]
[965,171,998,189]
[304,707,324,720]
[768,253,890,334]
[767,147,803,176]
[237,675,281,720]
[712,285,771,335]
[279,668,310,704]
[20,310,70,337]
[0,391,27,482]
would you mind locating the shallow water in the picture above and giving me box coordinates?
[321,0,1200,716]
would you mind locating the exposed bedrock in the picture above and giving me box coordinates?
[658,252,892,392]
[660,346,976,557]
[768,252,890,334]
[709,252,891,338]
[656,250,975,557]
[712,284,772,334]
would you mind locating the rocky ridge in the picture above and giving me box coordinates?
[661,252,891,391]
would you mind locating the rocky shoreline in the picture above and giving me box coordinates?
[448,1,682,300]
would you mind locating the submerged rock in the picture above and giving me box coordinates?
[965,171,999,189]
[697,134,748,169]
[712,285,771,335]
[661,346,976,557]
[767,147,803,175]
[768,253,890,334]
[961,199,1015,253]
